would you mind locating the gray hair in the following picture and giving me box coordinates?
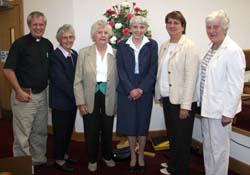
[56,24,75,42]
[27,11,47,26]
[130,16,149,28]
[206,10,230,33]
[90,20,112,42]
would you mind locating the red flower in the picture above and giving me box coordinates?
[125,13,133,19]
[134,7,141,12]
[103,1,151,48]
[122,28,130,35]
[108,21,115,27]
[106,9,116,14]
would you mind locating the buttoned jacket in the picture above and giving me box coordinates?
[116,39,158,95]
[49,48,77,110]
[74,44,117,116]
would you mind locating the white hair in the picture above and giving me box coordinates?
[56,24,75,42]
[130,16,149,27]
[90,20,112,42]
[206,9,230,33]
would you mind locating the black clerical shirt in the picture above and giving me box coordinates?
[4,33,54,93]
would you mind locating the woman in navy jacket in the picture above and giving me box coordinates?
[49,24,78,172]
[116,16,158,173]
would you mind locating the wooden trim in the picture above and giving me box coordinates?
[244,49,250,71]
[229,156,250,175]
[9,0,24,37]
[192,139,203,155]
[195,114,250,137]
[48,125,122,142]
[0,109,12,120]
[48,125,84,142]
[47,125,167,142]
[232,126,250,137]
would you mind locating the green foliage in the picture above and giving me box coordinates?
[104,0,151,48]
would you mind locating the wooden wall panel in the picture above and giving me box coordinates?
[0,0,23,118]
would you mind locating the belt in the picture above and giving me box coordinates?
[32,88,45,94]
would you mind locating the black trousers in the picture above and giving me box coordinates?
[52,108,77,160]
[162,97,196,175]
[83,91,114,163]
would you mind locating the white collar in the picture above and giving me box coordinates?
[106,44,114,56]
[58,45,73,58]
[95,44,114,56]
[126,36,149,50]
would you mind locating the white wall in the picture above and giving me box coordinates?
[23,0,250,51]
[23,0,250,131]
[23,0,74,47]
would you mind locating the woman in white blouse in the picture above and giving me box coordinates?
[155,11,199,175]
[74,20,117,172]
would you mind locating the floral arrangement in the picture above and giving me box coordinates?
[104,0,151,48]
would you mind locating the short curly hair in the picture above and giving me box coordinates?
[205,10,230,33]
[90,20,112,42]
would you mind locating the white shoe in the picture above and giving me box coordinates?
[88,162,97,172]
[103,158,116,167]
[161,162,168,168]
[160,168,171,175]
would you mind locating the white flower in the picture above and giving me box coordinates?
[121,1,129,7]
[115,23,122,29]
[110,36,117,44]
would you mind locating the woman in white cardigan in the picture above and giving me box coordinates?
[200,10,245,175]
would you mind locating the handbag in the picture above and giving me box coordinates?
[112,147,130,162]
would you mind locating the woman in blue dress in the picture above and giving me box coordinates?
[116,16,158,173]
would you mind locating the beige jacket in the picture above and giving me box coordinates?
[155,35,199,110]
[74,44,117,116]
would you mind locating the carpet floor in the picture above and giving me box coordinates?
[0,119,239,175]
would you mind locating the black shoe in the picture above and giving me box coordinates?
[66,156,79,164]
[138,160,146,174]
[34,159,54,168]
[55,162,74,172]
[138,165,146,174]
[129,165,137,174]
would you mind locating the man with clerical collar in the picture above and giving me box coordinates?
[3,11,54,175]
